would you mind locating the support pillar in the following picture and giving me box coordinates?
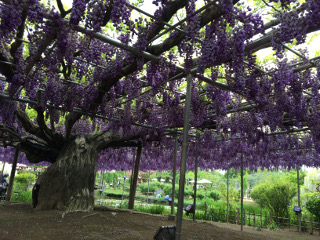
[175,74,192,240]
[170,132,178,218]
[297,166,301,232]
[147,169,150,204]
[240,153,244,231]
[226,164,230,223]
[128,143,142,209]
[6,148,19,201]
[193,134,199,221]
[1,149,7,176]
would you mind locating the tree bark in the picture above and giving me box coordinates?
[34,137,98,211]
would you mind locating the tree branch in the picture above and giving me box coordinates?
[20,139,59,164]
[94,131,141,151]
[0,53,15,81]
[25,33,56,76]
[0,125,22,147]
[15,108,66,149]
[10,9,28,62]
[61,1,237,130]
[56,0,66,17]
[102,0,113,26]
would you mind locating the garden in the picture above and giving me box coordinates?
[0,0,320,239]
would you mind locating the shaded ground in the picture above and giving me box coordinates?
[0,202,319,240]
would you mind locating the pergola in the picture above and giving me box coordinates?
[0,0,320,238]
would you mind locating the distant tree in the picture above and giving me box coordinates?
[285,170,307,186]
[217,181,239,202]
[306,197,320,221]
[251,179,297,218]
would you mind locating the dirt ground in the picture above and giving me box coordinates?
[0,202,319,240]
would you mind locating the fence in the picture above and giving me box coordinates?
[194,204,320,235]
[100,193,319,235]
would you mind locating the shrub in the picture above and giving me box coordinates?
[306,197,320,221]
[251,179,296,218]
[163,184,172,195]
[11,190,32,202]
[138,182,159,193]
[175,186,180,196]
[124,185,131,191]
[15,171,36,187]
[209,190,220,201]
[217,181,239,201]
[184,186,194,198]
[137,183,146,193]
[196,191,205,200]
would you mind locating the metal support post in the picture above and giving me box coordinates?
[240,153,244,231]
[193,134,199,221]
[6,148,19,201]
[175,74,193,240]
[297,166,301,232]
[170,132,178,216]
[147,170,150,204]
[128,143,142,209]
[226,165,230,223]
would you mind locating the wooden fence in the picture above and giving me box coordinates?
[196,204,320,235]
[101,193,319,236]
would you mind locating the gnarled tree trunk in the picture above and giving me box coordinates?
[35,137,98,211]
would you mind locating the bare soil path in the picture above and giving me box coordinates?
[0,202,319,240]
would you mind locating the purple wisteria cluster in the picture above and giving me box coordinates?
[0,0,319,173]
[70,0,87,26]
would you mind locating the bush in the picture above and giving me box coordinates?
[306,197,320,221]
[15,171,36,187]
[251,179,296,218]
[217,181,239,201]
[124,185,131,191]
[137,182,165,194]
[11,190,32,202]
[196,191,205,200]
[209,190,220,201]
[175,186,180,196]
[184,186,194,198]
[163,184,172,195]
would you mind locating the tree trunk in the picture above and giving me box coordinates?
[34,137,98,211]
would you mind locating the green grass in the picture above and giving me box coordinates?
[11,190,32,202]
[135,204,165,215]
[103,188,125,195]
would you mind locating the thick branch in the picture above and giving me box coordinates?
[0,125,21,147]
[145,0,188,42]
[16,108,44,138]
[62,0,195,130]
[102,0,114,26]
[0,53,15,81]
[25,33,56,75]
[56,0,66,17]
[10,9,28,61]
[62,1,238,129]
[94,131,141,151]
[16,108,66,149]
[20,139,59,164]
